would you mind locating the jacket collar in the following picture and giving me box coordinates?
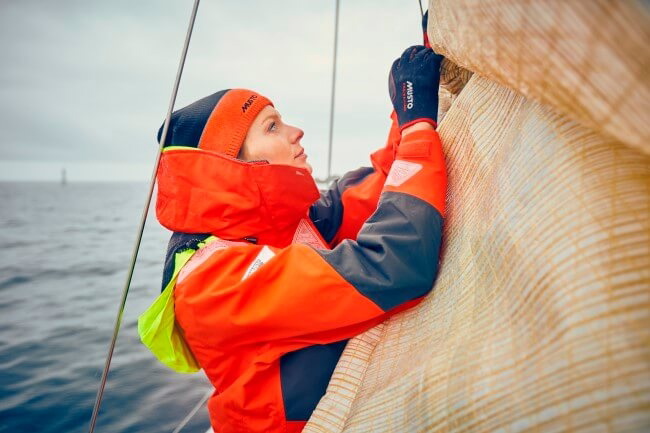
[156,147,320,247]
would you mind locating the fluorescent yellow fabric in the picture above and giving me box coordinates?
[304,1,650,431]
[138,237,216,373]
[161,146,197,153]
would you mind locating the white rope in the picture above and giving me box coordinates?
[171,388,213,433]
[87,1,201,431]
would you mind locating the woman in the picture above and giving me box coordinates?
[140,43,446,432]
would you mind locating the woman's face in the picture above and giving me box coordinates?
[239,105,312,173]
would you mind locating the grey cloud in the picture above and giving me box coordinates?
[1,0,424,179]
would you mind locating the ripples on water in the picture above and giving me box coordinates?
[0,182,211,433]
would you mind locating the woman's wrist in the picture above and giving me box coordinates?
[401,121,435,139]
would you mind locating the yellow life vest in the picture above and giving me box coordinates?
[137,236,217,373]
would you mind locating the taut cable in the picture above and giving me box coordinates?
[88,1,201,431]
[326,0,340,181]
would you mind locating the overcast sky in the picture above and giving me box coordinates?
[0,0,423,181]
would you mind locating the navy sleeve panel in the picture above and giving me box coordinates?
[309,167,374,243]
[160,231,210,291]
[318,191,443,311]
[280,339,348,421]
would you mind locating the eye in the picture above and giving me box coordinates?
[267,121,277,132]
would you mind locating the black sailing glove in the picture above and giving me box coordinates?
[388,45,443,130]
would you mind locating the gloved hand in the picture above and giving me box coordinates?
[388,45,443,130]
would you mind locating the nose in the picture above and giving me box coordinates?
[289,125,304,144]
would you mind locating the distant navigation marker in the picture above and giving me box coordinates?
[61,168,67,186]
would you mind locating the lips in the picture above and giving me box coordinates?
[294,148,305,158]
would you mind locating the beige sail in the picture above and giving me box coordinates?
[305,1,650,431]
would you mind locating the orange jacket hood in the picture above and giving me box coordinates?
[156,147,320,242]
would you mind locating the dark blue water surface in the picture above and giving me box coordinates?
[0,182,211,433]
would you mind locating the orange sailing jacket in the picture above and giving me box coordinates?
[155,114,447,433]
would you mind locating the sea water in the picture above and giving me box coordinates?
[0,182,211,432]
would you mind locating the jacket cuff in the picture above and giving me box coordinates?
[399,118,437,132]
[397,128,439,159]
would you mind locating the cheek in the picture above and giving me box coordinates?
[254,137,293,164]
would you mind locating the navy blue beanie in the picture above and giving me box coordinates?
[157,89,229,148]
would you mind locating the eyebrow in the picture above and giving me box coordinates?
[261,111,280,125]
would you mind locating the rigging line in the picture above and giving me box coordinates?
[87,0,201,431]
[326,0,340,181]
[171,388,213,433]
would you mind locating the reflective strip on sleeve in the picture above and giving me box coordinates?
[385,160,423,187]
[293,219,328,249]
[242,245,276,280]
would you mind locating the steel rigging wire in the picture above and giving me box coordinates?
[87,1,201,431]
[326,0,340,181]
[326,0,423,181]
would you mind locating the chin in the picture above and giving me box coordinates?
[294,160,313,174]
